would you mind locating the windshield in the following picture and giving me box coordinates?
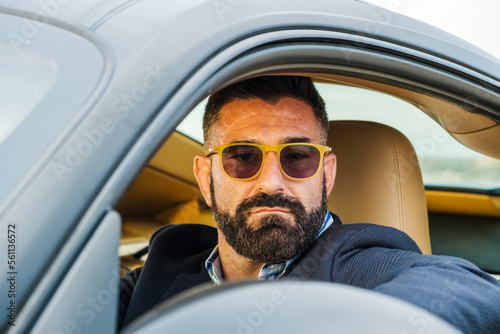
[363,0,500,60]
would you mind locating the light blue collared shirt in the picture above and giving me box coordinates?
[205,212,334,284]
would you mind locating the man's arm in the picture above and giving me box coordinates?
[118,267,142,330]
[371,253,500,334]
[332,225,500,334]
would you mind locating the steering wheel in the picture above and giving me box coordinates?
[122,280,461,334]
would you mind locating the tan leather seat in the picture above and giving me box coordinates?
[327,121,431,254]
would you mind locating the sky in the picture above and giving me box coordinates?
[363,0,500,59]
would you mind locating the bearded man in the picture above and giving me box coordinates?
[118,76,500,333]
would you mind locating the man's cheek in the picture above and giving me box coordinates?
[216,188,241,214]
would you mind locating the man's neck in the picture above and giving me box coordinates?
[217,231,263,280]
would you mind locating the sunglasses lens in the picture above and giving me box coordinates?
[280,145,321,179]
[221,145,263,179]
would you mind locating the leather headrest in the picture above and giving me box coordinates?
[327,121,431,254]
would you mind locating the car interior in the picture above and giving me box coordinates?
[116,73,500,280]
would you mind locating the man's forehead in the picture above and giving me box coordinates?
[205,97,325,147]
[227,136,313,145]
[220,97,318,125]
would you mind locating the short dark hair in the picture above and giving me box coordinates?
[203,76,328,146]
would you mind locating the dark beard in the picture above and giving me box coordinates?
[210,177,328,264]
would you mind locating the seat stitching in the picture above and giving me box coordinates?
[352,123,406,232]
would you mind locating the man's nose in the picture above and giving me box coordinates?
[256,152,286,194]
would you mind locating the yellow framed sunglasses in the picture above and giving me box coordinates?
[206,143,331,181]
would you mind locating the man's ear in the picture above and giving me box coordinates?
[194,154,212,207]
[324,152,337,197]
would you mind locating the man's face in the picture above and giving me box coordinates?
[210,176,328,263]
[195,97,336,263]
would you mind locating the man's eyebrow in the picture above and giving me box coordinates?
[228,137,312,144]
[229,139,258,144]
[282,137,311,144]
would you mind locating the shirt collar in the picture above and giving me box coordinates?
[205,212,334,284]
[205,246,223,285]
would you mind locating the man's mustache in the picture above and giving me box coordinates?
[235,192,306,217]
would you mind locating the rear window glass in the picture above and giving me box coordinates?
[316,84,500,190]
[0,13,104,201]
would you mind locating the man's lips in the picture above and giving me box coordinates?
[250,207,291,214]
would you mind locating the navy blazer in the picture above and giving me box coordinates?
[119,214,500,333]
